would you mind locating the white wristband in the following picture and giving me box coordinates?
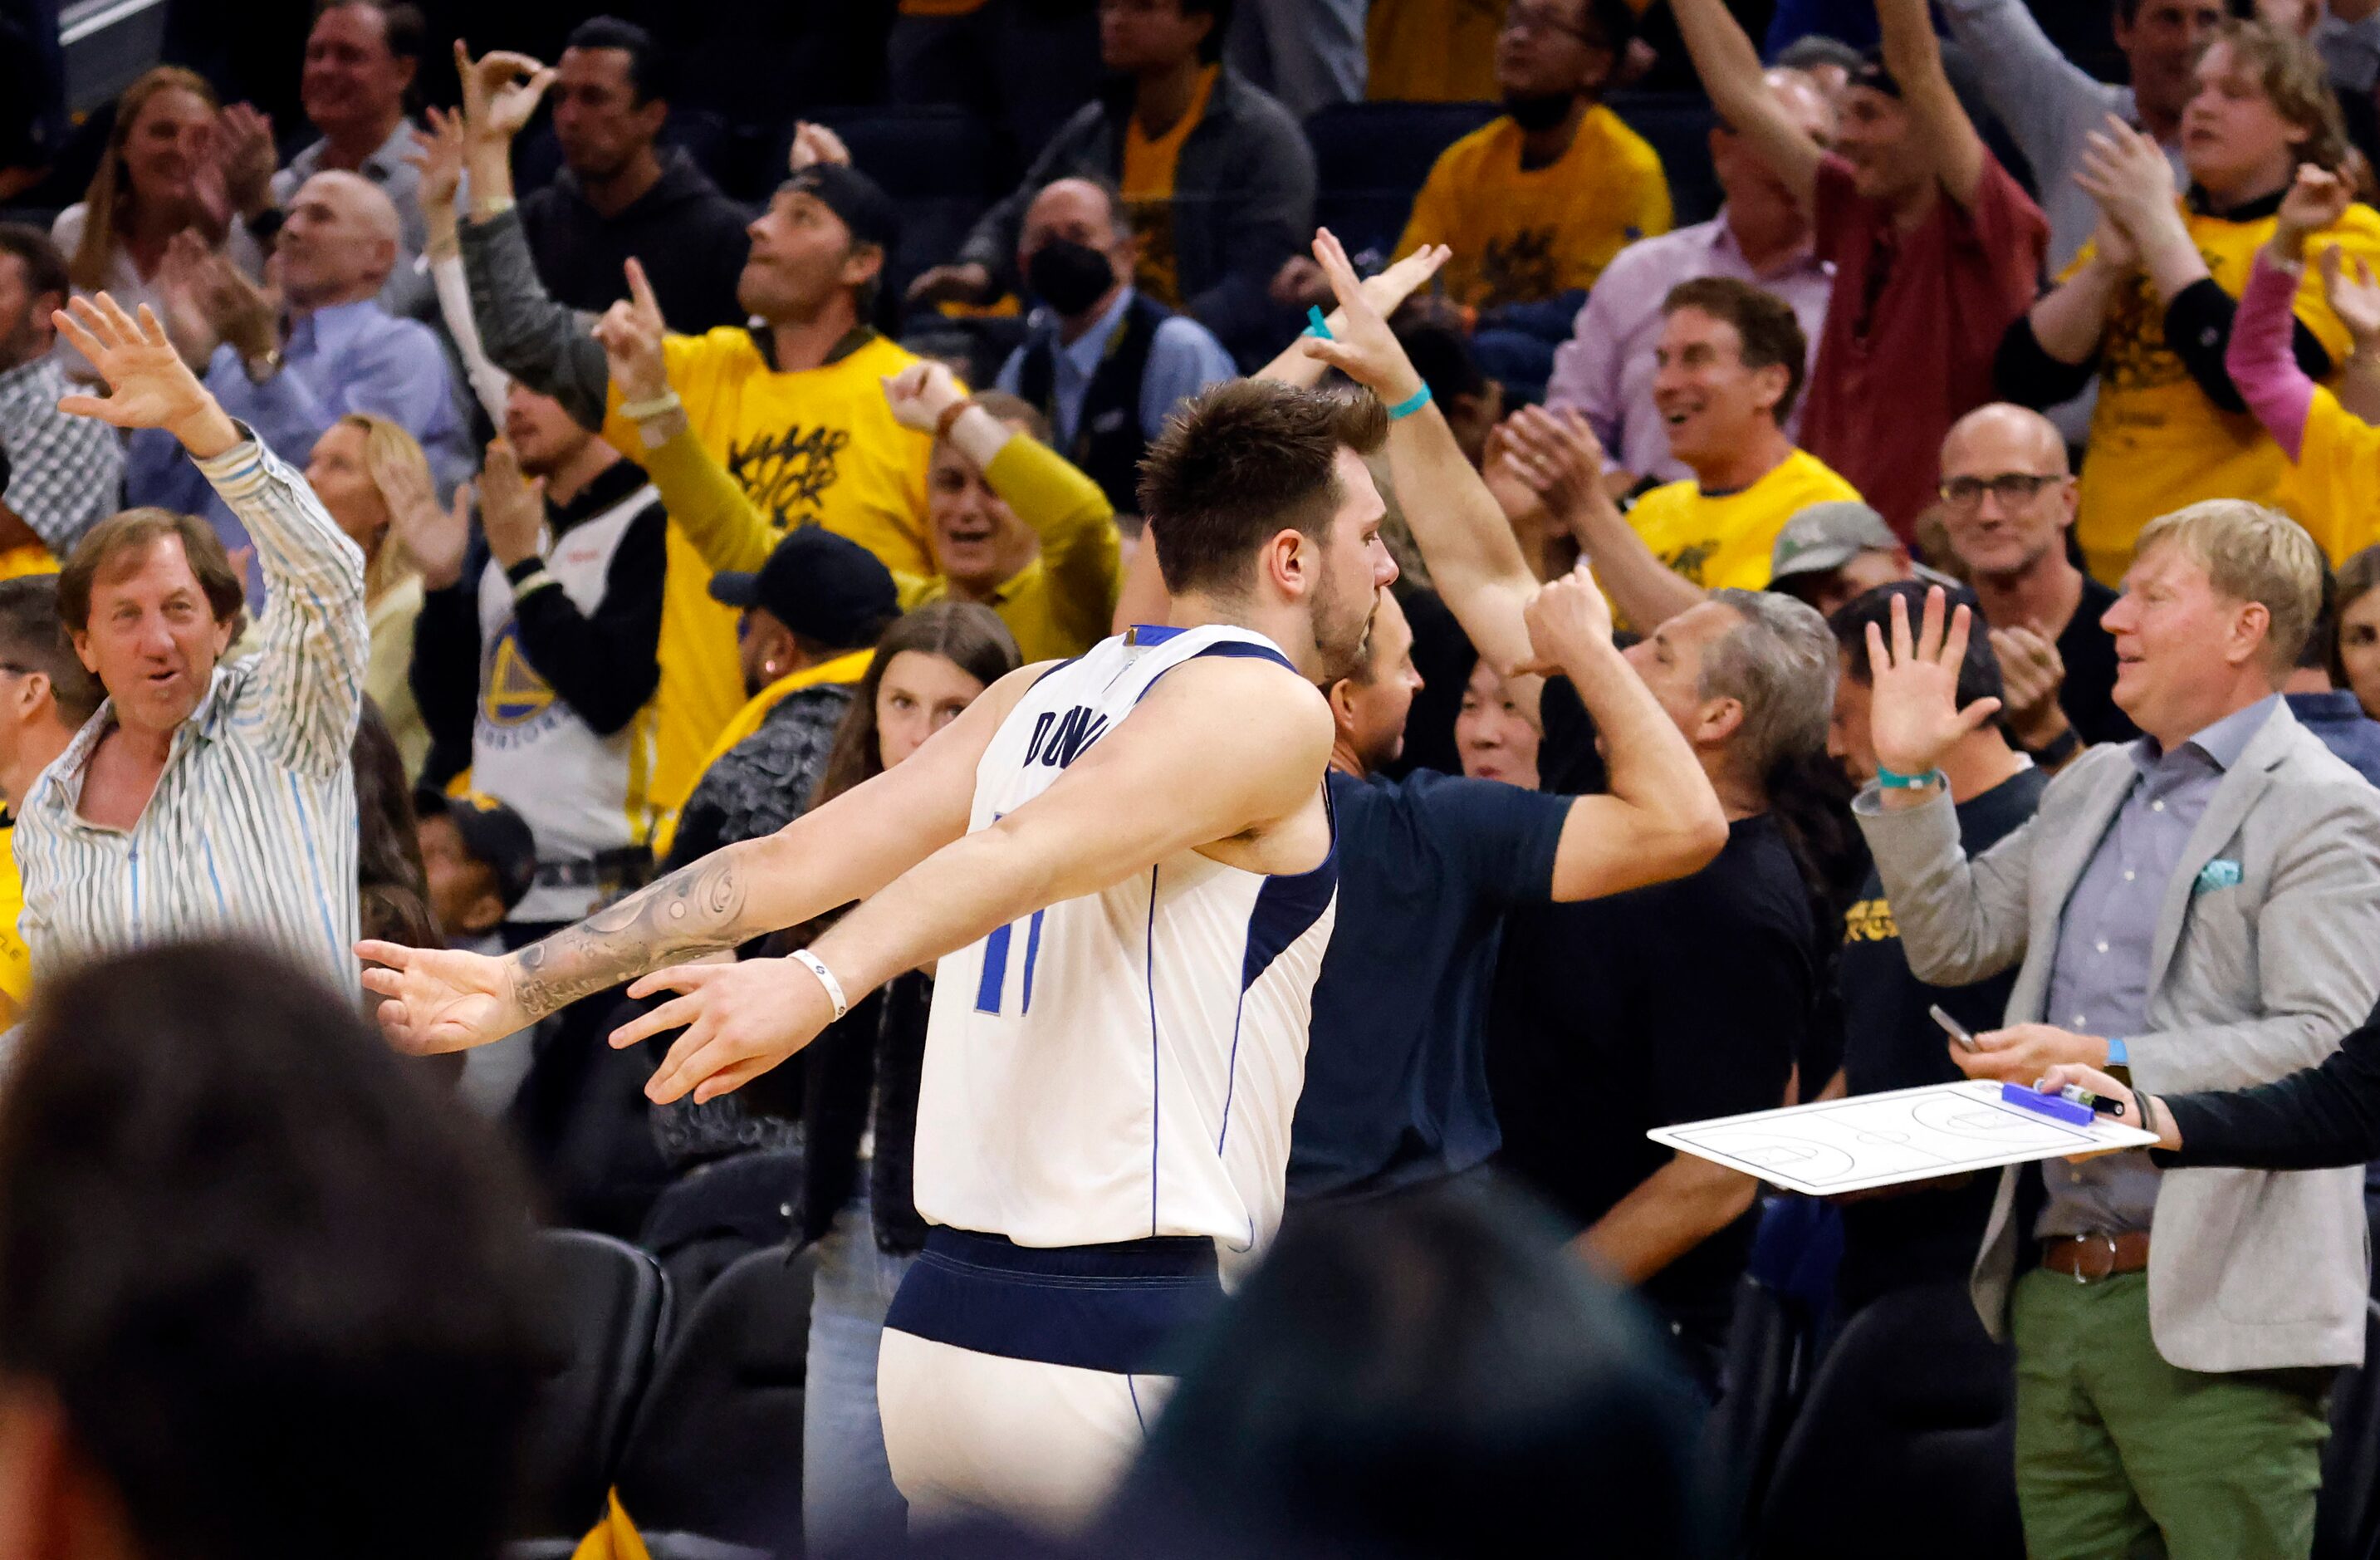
[787,947,849,1022]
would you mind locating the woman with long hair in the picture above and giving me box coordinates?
[683,601,1021,1554]
[51,67,262,379]
[303,414,438,776]
[2333,545,2380,717]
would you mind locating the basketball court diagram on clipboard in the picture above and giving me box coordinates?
[1650,1078,2161,1196]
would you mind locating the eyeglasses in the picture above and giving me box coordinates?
[1502,3,1605,46]
[1938,472,2063,508]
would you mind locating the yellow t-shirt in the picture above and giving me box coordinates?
[1398,108,1672,310]
[2073,200,2380,583]
[1120,66,1220,310]
[600,327,936,812]
[1625,448,1863,595]
[0,818,31,1024]
[2278,382,2380,564]
[0,545,58,581]
[1367,0,1506,103]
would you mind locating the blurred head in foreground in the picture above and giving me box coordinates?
[0,941,539,1560]
[1105,1178,1707,1559]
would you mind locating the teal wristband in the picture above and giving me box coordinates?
[1875,767,1945,790]
[1304,306,1333,340]
[2106,1036,2128,1067]
[1386,384,1433,420]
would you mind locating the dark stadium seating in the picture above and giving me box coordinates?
[1306,93,1723,273]
[510,1229,673,1541]
[613,1243,820,1557]
[2315,1300,2380,1560]
[1702,1271,1817,1554]
[1755,1280,2024,1560]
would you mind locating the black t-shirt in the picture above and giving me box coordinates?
[1289,769,1570,1203]
[1833,764,2048,1312]
[1488,813,1816,1347]
[1532,674,1611,798]
[2045,576,2138,748]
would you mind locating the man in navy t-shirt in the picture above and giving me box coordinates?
[1286,576,1728,1205]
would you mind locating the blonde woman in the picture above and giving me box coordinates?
[301,414,461,777]
[51,67,263,379]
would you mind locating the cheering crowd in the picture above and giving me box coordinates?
[13,0,2380,1555]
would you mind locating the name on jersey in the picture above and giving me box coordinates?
[1023,705,1109,769]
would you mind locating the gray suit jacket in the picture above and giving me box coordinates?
[1856,699,2380,1371]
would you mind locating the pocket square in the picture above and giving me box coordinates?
[2195,858,2243,894]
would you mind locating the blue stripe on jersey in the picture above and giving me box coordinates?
[976,920,1012,1013]
[1217,780,1339,1154]
[884,1228,1223,1375]
[1021,907,1045,1009]
[1132,637,1300,705]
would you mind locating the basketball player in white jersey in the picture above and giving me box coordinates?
[360,233,1437,1531]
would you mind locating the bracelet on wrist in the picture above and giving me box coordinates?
[2020,728,2081,766]
[788,947,849,1021]
[933,397,979,444]
[619,388,681,421]
[1875,766,1946,790]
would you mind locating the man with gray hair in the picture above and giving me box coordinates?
[1488,584,1840,1391]
[124,169,466,549]
[1857,500,2380,1558]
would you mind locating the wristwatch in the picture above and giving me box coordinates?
[2022,728,2082,766]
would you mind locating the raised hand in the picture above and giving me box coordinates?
[2275,164,2353,264]
[880,358,969,434]
[1359,243,1452,321]
[2320,243,2380,353]
[358,939,529,1053]
[1298,228,1426,405]
[786,120,852,173]
[1520,566,1617,675]
[2075,115,2190,269]
[216,102,277,219]
[610,956,841,1105]
[52,294,236,454]
[408,106,468,238]
[592,257,671,405]
[1863,586,2002,780]
[377,439,469,588]
[1986,623,2069,749]
[455,41,555,144]
[477,438,546,569]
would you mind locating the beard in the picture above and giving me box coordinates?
[1311,569,1379,686]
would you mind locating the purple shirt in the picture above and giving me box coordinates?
[1544,212,1833,486]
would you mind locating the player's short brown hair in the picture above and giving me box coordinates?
[1138,380,1388,596]
[57,508,247,634]
[1661,276,1810,424]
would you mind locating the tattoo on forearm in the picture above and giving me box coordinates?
[508,851,751,1019]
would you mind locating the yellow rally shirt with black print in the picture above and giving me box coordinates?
[1398,107,1672,311]
[2070,199,2380,584]
[1120,66,1220,309]
[601,327,935,812]
[1623,448,1863,601]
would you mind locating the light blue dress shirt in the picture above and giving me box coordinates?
[124,298,467,574]
[2036,694,2281,1239]
[995,286,1238,453]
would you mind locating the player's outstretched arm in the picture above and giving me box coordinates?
[360,662,1046,1052]
[622,656,1334,1106]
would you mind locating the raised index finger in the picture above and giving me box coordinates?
[624,256,661,319]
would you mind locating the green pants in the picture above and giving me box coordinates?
[2010,1268,2332,1560]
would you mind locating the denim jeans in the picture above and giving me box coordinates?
[804,1186,919,1557]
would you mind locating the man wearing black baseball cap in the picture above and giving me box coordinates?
[657,527,900,871]
[449,45,940,827]
[413,787,543,1113]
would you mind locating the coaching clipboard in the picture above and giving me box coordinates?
[1649,1078,2162,1197]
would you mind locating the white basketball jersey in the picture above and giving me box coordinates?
[470,484,661,923]
[910,625,1339,1273]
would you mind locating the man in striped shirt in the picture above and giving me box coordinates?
[12,294,369,990]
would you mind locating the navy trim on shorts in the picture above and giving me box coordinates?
[884,1228,1226,1376]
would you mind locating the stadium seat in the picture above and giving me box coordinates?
[511,1229,673,1542]
[1701,1271,1817,1554]
[781,106,1018,307]
[1755,1280,2024,1560]
[612,1242,820,1556]
[1305,101,1501,265]
[2314,1300,2380,1560]
[1605,91,1721,229]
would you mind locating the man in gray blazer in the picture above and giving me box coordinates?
[1853,498,2380,1560]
